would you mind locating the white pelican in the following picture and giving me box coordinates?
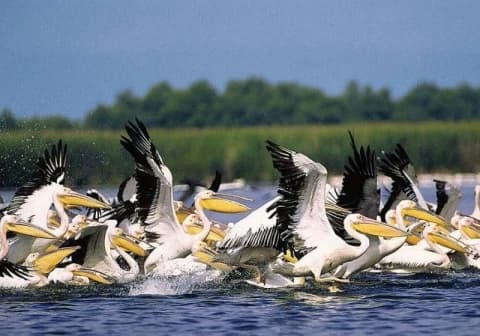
[194,196,295,286]
[21,247,90,286]
[119,119,249,275]
[334,200,450,279]
[144,189,249,275]
[47,263,114,285]
[0,215,58,288]
[62,221,147,283]
[377,221,466,272]
[263,141,408,282]
[5,141,111,263]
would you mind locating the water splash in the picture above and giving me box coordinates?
[128,257,225,296]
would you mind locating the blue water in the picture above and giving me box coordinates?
[0,183,479,335]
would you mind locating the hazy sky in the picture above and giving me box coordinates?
[2,1,480,119]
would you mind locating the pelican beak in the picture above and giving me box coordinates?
[406,234,421,245]
[427,229,467,253]
[402,207,448,227]
[34,246,81,274]
[352,218,408,237]
[57,190,111,209]
[200,194,251,213]
[176,206,195,224]
[73,268,114,285]
[283,250,299,263]
[186,223,226,241]
[461,225,480,239]
[405,222,426,245]
[193,243,233,273]
[112,233,147,257]
[47,216,61,229]
[6,222,56,239]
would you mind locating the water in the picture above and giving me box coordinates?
[0,183,479,335]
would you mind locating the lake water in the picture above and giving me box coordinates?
[0,183,479,335]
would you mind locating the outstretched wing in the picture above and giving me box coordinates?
[266,140,343,251]
[379,143,427,220]
[217,197,284,252]
[336,131,380,219]
[6,140,67,216]
[120,119,183,243]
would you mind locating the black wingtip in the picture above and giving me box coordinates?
[209,170,222,192]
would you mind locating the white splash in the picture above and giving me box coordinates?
[129,256,225,296]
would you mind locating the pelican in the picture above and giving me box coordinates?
[144,189,249,275]
[22,247,95,286]
[194,196,295,286]
[62,221,147,283]
[118,119,249,276]
[0,215,59,288]
[262,141,407,282]
[48,263,114,285]
[5,141,111,263]
[377,221,466,272]
[334,200,450,279]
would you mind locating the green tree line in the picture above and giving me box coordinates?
[2,78,480,130]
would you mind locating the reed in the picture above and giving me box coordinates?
[0,121,478,187]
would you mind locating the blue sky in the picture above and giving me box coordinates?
[2,1,480,119]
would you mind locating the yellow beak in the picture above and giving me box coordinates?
[186,223,226,241]
[402,207,448,227]
[200,196,250,213]
[427,231,467,253]
[57,190,111,209]
[461,225,480,239]
[6,222,56,239]
[192,244,233,273]
[112,233,147,257]
[34,246,81,274]
[176,207,195,224]
[352,219,408,238]
[405,223,426,245]
[73,268,114,285]
[283,250,299,263]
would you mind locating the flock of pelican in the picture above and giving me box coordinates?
[0,119,479,290]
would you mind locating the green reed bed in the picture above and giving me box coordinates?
[0,122,479,187]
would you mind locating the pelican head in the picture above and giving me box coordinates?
[56,187,111,210]
[26,246,81,274]
[458,217,480,239]
[24,252,41,267]
[66,263,114,285]
[346,213,408,238]
[1,215,56,239]
[110,227,148,257]
[397,200,448,227]
[195,190,251,213]
[183,213,226,242]
[423,222,467,253]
